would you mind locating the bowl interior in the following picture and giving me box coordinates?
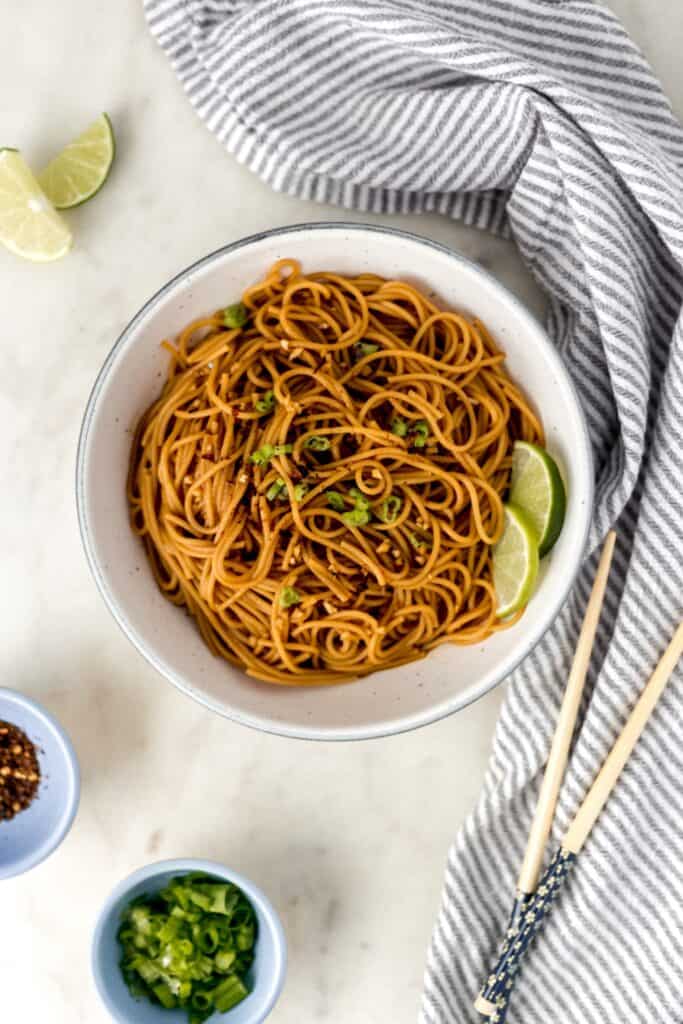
[0,689,79,879]
[78,223,593,739]
[92,861,286,1024]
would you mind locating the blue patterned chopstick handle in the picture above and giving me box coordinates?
[476,848,576,1022]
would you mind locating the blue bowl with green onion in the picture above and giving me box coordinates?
[92,859,287,1024]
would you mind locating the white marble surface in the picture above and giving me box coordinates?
[2,2,682,1021]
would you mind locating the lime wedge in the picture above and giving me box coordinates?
[0,149,72,262]
[493,504,539,618]
[38,113,115,209]
[509,441,566,557]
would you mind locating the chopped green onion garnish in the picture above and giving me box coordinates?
[280,586,302,608]
[342,487,372,527]
[342,507,371,527]
[253,389,275,415]
[409,531,431,550]
[354,341,380,358]
[191,991,213,1013]
[153,982,177,1009]
[412,420,430,447]
[198,923,219,954]
[213,975,249,1013]
[236,924,255,950]
[391,417,408,438]
[117,872,256,1024]
[222,301,248,328]
[326,491,346,511]
[378,495,402,524]
[327,489,348,509]
[303,435,331,451]
[250,443,293,466]
[215,950,236,972]
[267,479,308,502]
[349,487,370,510]
[266,477,286,501]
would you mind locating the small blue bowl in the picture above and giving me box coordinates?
[92,859,287,1024]
[0,687,80,880]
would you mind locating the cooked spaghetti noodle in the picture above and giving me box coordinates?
[128,260,543,685]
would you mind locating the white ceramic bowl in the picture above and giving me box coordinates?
[77,223,593,741]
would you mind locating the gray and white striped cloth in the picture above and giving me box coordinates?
[144,2,683,1020]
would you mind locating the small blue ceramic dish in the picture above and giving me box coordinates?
[92,859,287,1024]
[0,687,80,880]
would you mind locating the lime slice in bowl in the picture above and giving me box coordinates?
[0,149,72,262]
[509,441,566,557]
[38,113,115,209]
[493,504,540,619]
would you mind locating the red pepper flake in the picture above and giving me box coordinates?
[0,721,41,822]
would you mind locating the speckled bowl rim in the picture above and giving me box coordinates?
[76,222,594,742]
[91,858,287,1024]
[0,687,80,879]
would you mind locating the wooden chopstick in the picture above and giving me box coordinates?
[475,531,616,1018]
[516,530,616,894]
[476,616,683,1022]
[562,619,683,854]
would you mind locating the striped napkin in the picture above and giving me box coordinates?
[144,2,683,1021]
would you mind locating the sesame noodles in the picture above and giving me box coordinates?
[128,259,543,685]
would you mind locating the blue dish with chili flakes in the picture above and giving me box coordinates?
[0,687,80,880]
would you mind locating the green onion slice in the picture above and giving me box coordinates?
[253,389,275,415]
[412,420,430,447]
[342,507,371,527]
[378,495,402,524]
[342,487,372,527]
[215,950,236,972]
[303,435,331,451]
[214,976,249,1013]
[250,443,293,466]
[222,301,249,328]
[390,417,408,438]
[326,491,346,511]
[348,487,370,510]
[280,586,302,608]
[266,477,286,501]
[354,341,380,358]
